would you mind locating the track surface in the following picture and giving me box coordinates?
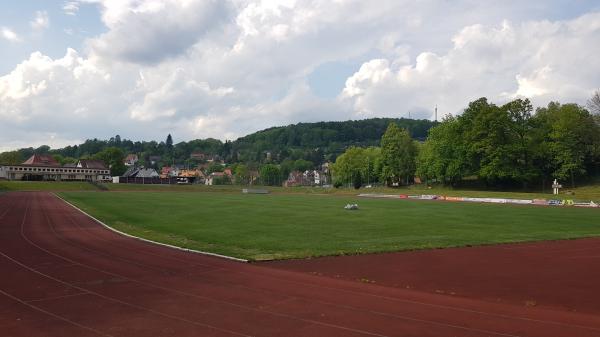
[1,192,599,337]
[267,238,600,315]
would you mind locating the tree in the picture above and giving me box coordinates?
[352,170,362,189]
[34,145,51,154]
[331,146,380,187]
[503,98,537,185]
[293,159,314,172]
[94,147,126,176]
[166,134,173,152]
[51,154,77,166]
[206,162,224,174]
[588,89,600,116]
[536,102,599,187]
[233,164,249,185]
[260,164,281,186]
[380,123,417,186]
[416,116,471,185]
[0,151,23,165]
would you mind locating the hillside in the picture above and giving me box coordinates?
[229,118,436,162]
[0,118,436,167]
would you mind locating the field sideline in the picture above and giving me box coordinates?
[60,190,600,261]
[2,180,600,200]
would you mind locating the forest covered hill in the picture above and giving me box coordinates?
[0,118,437,169]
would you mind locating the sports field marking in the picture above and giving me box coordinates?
[54,193,248,263]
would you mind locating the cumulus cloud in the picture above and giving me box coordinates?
[86,0,233,64]
[30,11,50,31]
[1,27,21,42]
[342,13,600,119]
[1,0,599,151]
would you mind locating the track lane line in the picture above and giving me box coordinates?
[18,193,391,337]
[52,192,600,334]
[0,196,112,337]
[41,193,526,337]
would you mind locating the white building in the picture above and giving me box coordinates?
[0,154,110,182]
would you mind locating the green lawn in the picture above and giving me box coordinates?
[59,191,600,261]
[0,181,98,191]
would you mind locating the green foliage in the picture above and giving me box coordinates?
[332,146,381,186]
[233,164,250,185]
[417,116,471,185]
[166,134,173,150]
[380,123,417,186]
[260,164,281,186]
[206,162,224,174]
[232,118,435,164]
[52,154,77,166]
[93,147,126,176]
[0,151,23,165]
[352,170,362,189]
[535,102,600,186]
[420,98,600,188]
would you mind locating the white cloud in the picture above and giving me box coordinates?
[342,12,600,119]
[85,0,233,64]
[1,1,599,151]
[30,11,50,31]
[1,27,21,42]
[63,1,80,16]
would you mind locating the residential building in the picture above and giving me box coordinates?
[124,154,139,166]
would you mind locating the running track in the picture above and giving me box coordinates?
[1,192,600,337]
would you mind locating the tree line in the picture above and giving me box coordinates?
[0,118,436,175]
[332,96,600,190]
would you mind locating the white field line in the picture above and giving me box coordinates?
[53,193,248,263]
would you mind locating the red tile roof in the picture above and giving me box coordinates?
[79,160,107,169]
[22,154,60,167]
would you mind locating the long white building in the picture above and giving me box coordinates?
[0,154,110,182]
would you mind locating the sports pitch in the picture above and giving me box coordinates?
[60,191,600,261]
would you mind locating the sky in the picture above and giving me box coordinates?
[1,0,599,152]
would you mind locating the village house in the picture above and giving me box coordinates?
[122,167,159,178]
[284,170,327,187]
[124,154,139,166]
[205,169,232,186]
[190,152,207,161]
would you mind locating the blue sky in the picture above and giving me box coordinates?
[0,0,599,151]
[0,1,105,74]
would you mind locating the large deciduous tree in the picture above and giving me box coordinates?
[93,147,126,176]
[535,102,600,187]
[417,116,471,185]
[380,123,417,186]
[0,151,23,165]
[259,164,281,186]
[331,146,381,187]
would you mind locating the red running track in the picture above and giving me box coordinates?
[1,192,600,337]
[267,238,600,316]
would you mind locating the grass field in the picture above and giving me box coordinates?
[60,191,600,261]
[0,181,99,191]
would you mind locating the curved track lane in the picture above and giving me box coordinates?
[1,192,600,337]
